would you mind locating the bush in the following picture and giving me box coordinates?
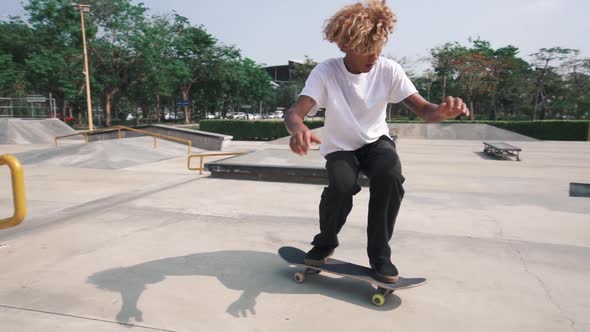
[199,119,590,141]
[386,119,589,141]
[198,120,324,141]
[487,121,589,141]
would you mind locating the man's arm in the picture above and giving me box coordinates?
[402,93,470,123]
[284,95,322,155]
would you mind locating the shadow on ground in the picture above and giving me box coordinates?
[88,250,402,323]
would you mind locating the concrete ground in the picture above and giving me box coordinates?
[1,137,589,332]
[0,118,80,144]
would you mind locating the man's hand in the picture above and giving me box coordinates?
[437,96,470,119]
[402,93,470,123]
[284,95,321,155]
[289,126,321,155]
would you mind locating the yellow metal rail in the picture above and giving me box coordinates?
[0,155,26,230]
[54,126,192,154]
[187,153,243,175]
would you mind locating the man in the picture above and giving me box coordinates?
[284,0,469,283]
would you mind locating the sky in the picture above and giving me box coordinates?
[1,0,588,73]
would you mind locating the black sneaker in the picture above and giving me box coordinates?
[304,246,334,266]
[370,260,399,283]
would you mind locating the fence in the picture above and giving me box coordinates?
[0,95,57,118]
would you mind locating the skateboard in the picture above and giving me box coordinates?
[278,246,426,306]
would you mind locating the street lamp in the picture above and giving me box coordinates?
[71,3,94,131]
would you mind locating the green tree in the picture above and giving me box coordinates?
[87,0,148,126]
[202,53,274,118]
[199,45,244,119]
[126,14,180,122]
[267,56,317,115]
[431,42,463,101]
[23,0,87,119]
[238,58,275,113]
[530,47,578,120]
[163,15,220,124]
[446,40,496,120]
[0,19,32,97]
[291,56,318,91]
[0,54,27,97]
[429,39,538,120]
[488,46,532,120]
[561,57,590,118]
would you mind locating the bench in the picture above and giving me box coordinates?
[483,142,522,161]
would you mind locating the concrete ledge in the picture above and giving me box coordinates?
[86,125,232,151]
[388,123,537,141]
[570,183,590,197]
[205,149,369,186]
[139,125,232,151]
[207,164,330,185]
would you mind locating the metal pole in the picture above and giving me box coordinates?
[0,155,27,230]
[49,93,53,117]
[78,5,94,131]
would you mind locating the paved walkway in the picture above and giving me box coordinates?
[0,138,589,331]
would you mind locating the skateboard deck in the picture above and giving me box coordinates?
[279,246,426,306]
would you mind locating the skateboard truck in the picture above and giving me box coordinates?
[293,267,321,283]
[292,267,393,306]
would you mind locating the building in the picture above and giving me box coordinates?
[263,60,303,84]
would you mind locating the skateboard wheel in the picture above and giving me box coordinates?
[372,293,385,306]
[294,272,306,283]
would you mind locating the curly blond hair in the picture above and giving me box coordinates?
[324,0,397,54]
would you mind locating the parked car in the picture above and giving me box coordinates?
[234,112,247,120]
[165,113,182,120]
[248,113,261,120]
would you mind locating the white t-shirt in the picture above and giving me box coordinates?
[300,57,417,156]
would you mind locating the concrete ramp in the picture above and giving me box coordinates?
[271,123,536,143]
[389,123,536,141]
[0,118,81,144]
[13,137,198,169]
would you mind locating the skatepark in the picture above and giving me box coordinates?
[1,118,589,331]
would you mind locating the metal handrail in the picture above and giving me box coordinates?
[54,126,192,154]
[187,152,244,175]
[0,155,26,230]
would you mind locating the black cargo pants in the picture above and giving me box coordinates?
[311,135,405,264]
